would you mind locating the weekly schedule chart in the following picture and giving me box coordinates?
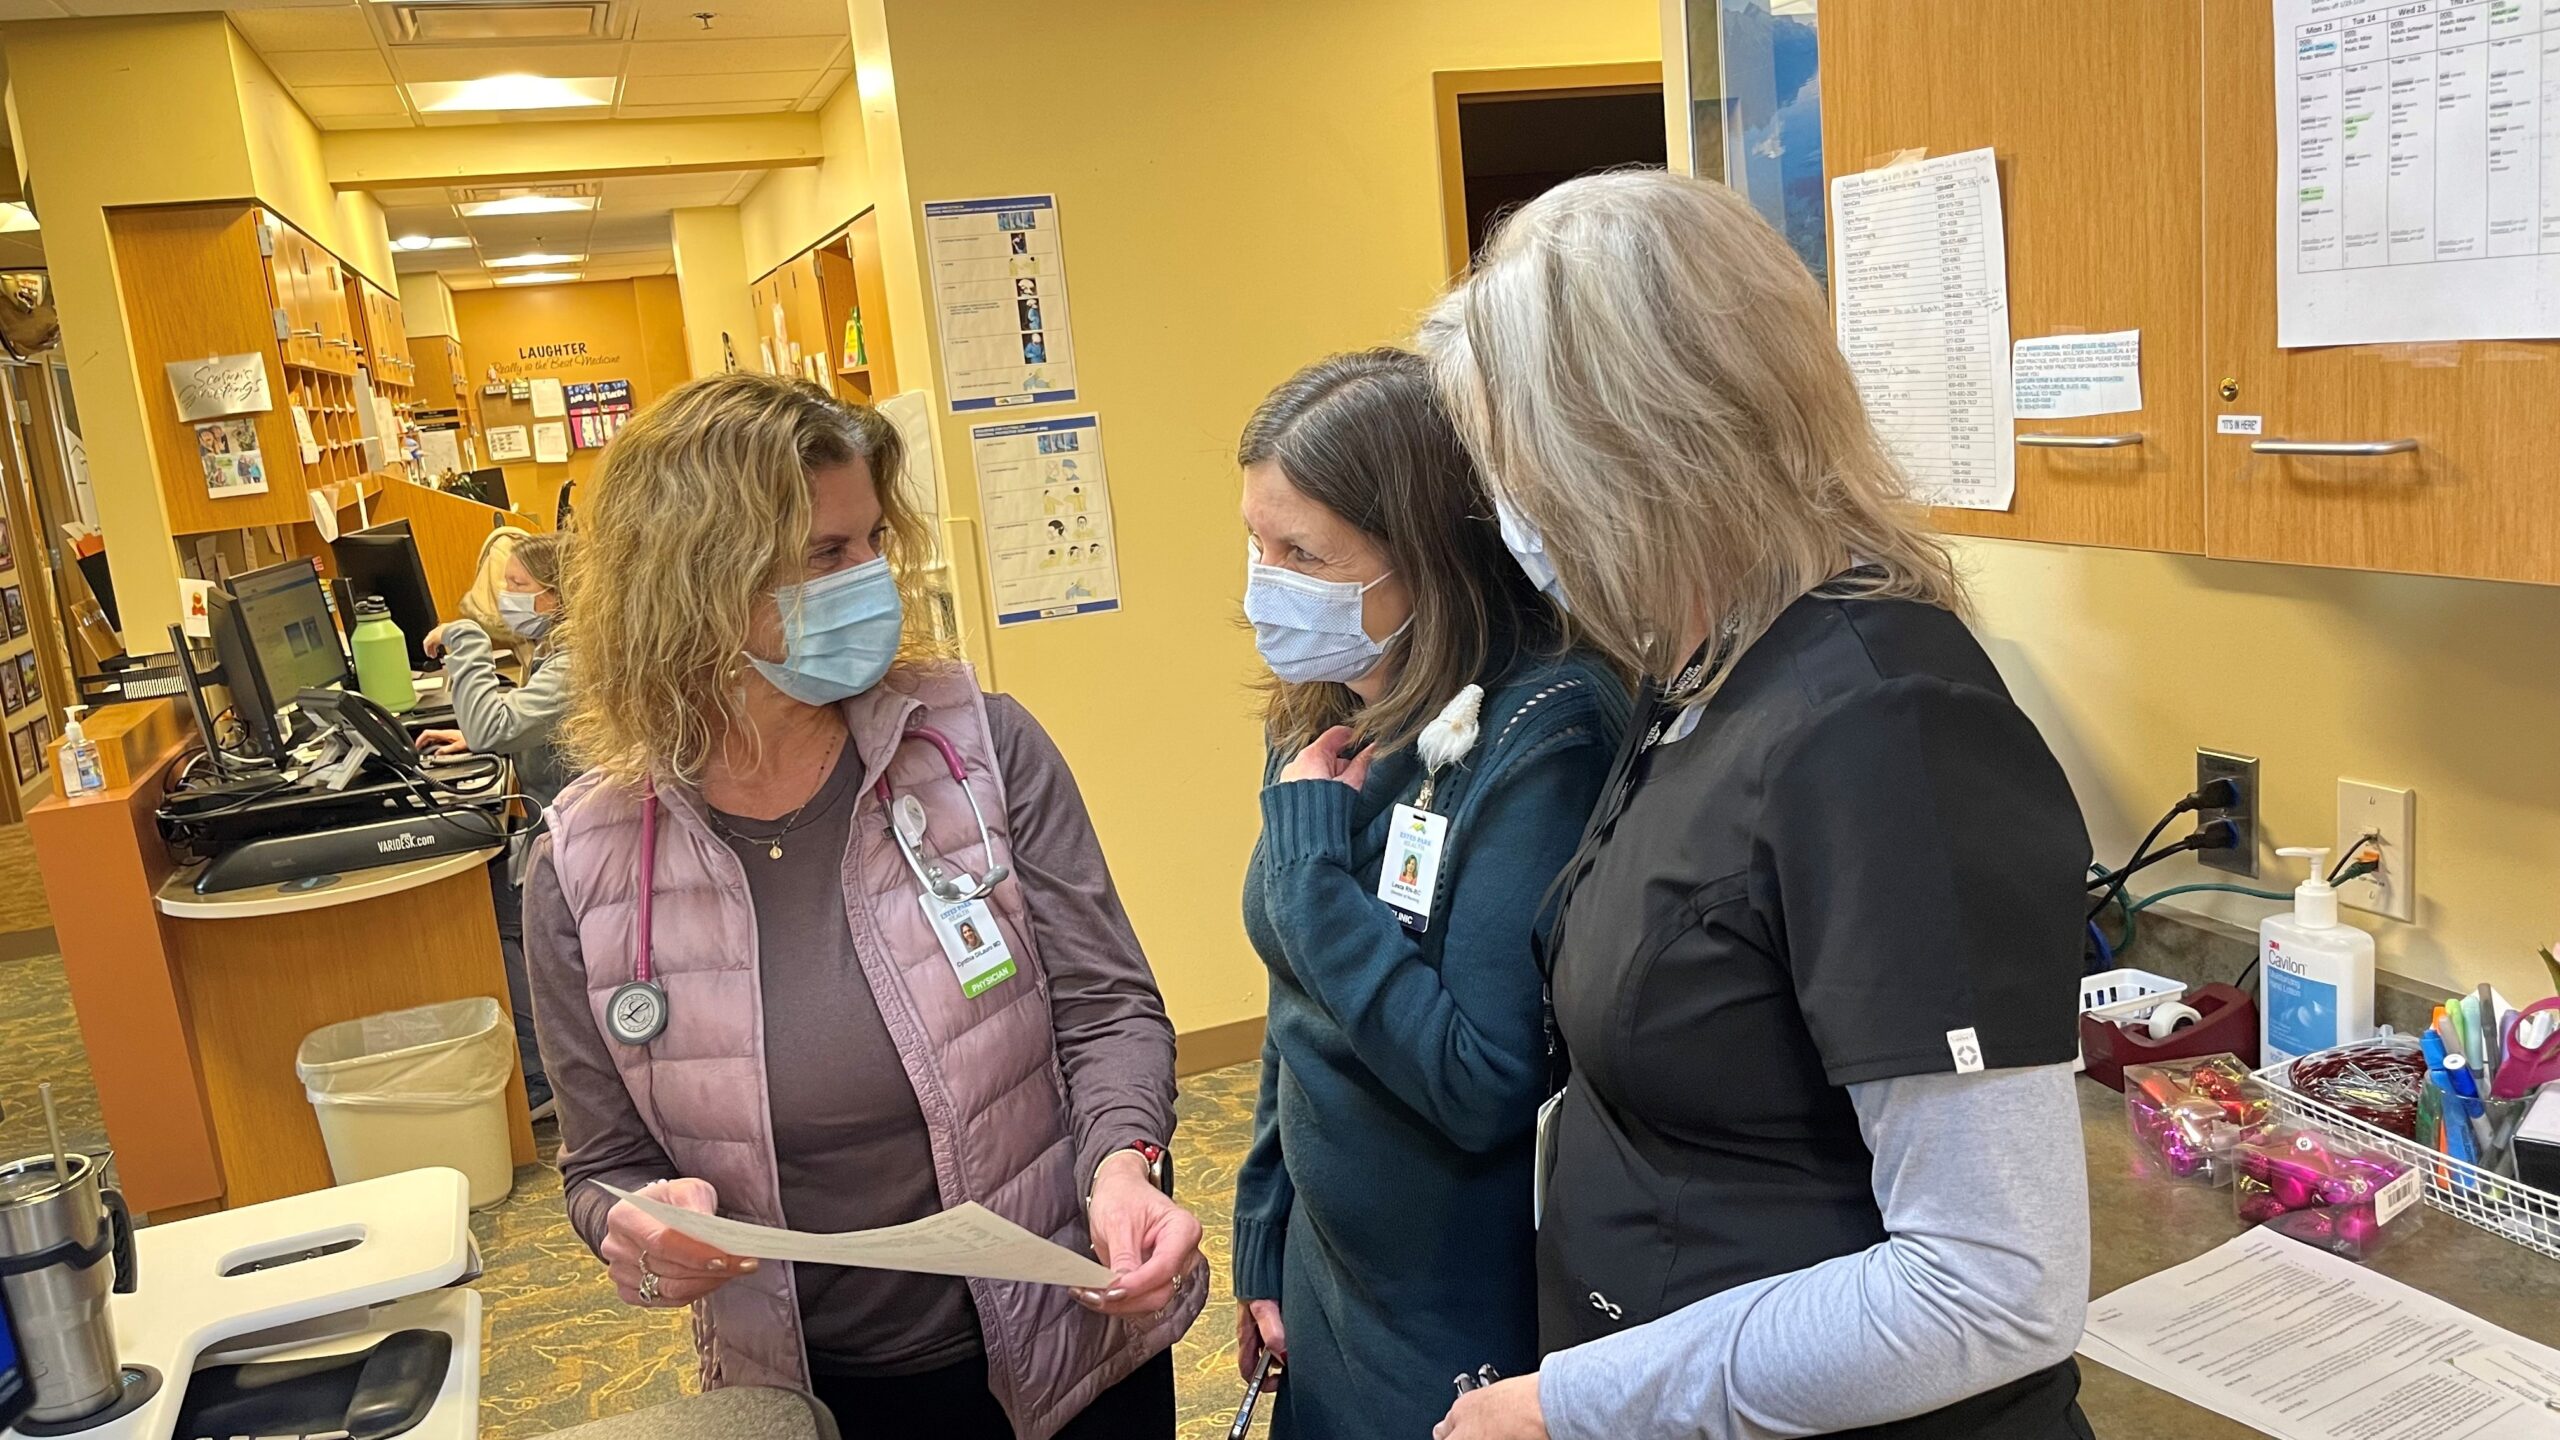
[2279,0,2560,346]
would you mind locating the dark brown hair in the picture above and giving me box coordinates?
[1241,349,1549,752]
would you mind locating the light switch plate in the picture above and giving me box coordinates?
[2336,779,2415,922]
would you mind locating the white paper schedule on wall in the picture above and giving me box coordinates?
[924,194,1079,413]
[2275,0,2560,346]
[1829,148,2015,512]
[971,412,1120,626]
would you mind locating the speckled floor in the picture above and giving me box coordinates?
[0,943,1268,1438]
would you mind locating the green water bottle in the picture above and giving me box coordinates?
[349,596,417,714]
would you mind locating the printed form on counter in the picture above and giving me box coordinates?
[1830,148,2014,511]
[2079,1230,2560,1439]
[925,194,1079,413]
[2275,0,2560,346]
[973,413,1120,627]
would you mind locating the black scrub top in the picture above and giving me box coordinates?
[1538,589,2092,1438]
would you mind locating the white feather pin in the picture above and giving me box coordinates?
[1412,684,1484,811]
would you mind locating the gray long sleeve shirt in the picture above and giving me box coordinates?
[1539,1063,2091,1439]
[437,619,575,812]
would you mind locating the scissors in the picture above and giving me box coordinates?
[2493,997,2560,1101]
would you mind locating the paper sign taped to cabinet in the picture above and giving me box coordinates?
[2012,331,2140,420]
[598,1184,1114,1288]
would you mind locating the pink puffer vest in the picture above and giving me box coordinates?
[546,664,1202,1440]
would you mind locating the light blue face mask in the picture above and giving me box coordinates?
[1244,556,1406,686]
[751,556,903,705]
[498,589,553,640]
[1492,491,1565,604]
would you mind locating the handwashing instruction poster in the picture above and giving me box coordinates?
[925,194,1079,412]
[971,413,1120,627]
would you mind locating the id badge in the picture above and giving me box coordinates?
[1376,803,1451,933]
[920,889,1018,998]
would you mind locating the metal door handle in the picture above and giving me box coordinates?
[2250,438,2418,456]
[2017,432,2143,448]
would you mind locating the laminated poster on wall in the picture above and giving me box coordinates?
[487,425,532,463]
[925,194,1078,413]
[971,412,1119,626]
[193,418,269,498]
[532,422,570,465]
[2274,0,2560,346]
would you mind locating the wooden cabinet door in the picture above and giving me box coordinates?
[1822,0,2207,553]
[2203,2,2560,583]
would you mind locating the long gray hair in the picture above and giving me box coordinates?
[1419,170,1962,699]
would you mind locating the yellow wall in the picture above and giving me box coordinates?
[452,276,690,505]
[1966,540,2560,1004]
[737,76,877,279]
[398,271,459,339]
[867,0,1662,1034]
[2,14,261,641]
[670,206,761,378]
[229,27,395,288]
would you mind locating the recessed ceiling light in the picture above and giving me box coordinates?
[410,74,615,114]
[393,233,471,251]
[458,194,598,218]
[0,204,37,234]
[493,271,582,286]
[487,251,587,268]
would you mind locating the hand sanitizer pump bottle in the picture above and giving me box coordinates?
[2258,846,2376,1067]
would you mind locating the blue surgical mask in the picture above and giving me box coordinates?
[1244,556,1406,685]
[498,589,553,640]
[1493,491,1564,604]
[751,556,903,705]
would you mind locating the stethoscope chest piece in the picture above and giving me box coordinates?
[609,979,668,1046]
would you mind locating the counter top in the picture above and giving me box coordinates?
[156,843,498,918]
[2075,1074,2560,1436]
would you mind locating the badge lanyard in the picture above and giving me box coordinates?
[1375,686,1482,934]
[608,727,1022,1048]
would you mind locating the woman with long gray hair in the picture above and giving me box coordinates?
[1231,349,1626,1439]
[1423,173,2094,1440]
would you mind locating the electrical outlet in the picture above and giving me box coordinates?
[2336,779,2415,921]
[2195,749,2259,877]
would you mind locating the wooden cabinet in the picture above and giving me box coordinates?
[353,281,414,391]
[1821,0,2207,554]
[751,219,900,402]
[110,202,402,534]
[2200,1,2560,584]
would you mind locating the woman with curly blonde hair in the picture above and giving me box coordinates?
[528,373,1203,1439]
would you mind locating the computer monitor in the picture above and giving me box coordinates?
[466,467,510,510]
[230,558,351,700]
[331,519,440,671]
[203,586,286,760]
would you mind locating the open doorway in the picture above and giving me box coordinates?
[1435,63,1668,276]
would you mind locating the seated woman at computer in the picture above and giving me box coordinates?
[417,530,576,1120]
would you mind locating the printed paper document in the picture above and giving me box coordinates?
[599,1184,1114,1288]
[2275,0,2560,346]
[2013,331,2142,420]
[2079,1230,2560,1439]
[1830,148,2014,511]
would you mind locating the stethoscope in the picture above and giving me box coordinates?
[606,727,1007,1048]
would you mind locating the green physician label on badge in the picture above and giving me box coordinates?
[962,958,1018,998]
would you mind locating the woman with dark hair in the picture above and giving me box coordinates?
[1232,349,1627,1439]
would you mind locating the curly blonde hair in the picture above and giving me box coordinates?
[564,374,945,785]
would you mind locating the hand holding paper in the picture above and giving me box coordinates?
[598,1182,1114,1289]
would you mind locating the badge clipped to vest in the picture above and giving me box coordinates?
[882,726,1019,1000]
[1377,686,1484,934]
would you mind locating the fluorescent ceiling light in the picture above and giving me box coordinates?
[493,271,582,286]
[394,233,471,251]
[410,74,614,114]
[0,204,37,234]
[487,251,586,268]
[458,194,598,217]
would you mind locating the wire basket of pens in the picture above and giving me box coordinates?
[2254,999,2560,1262]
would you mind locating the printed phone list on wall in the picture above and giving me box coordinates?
[925,195,1078,413]
[971,413,1120,626]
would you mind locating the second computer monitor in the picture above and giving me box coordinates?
[331,519,439,671]
[229,557,351,699]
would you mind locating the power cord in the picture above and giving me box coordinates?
[2087,812,2240,921]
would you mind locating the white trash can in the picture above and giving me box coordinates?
[297,997,516,1208]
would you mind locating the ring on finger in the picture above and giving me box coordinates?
[638,1252,663,1304]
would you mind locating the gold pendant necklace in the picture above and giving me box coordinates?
[713,732,845,861]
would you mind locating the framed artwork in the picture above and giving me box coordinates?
[0,514,15,571]
[16,654,35,710]
[3,661,24,715]
[33,716,49,750]
[1,587,23,639]
[9,726,36,786]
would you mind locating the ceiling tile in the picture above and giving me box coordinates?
[372,188,454,209]
[615,99,793,118]
[388,42,628,84]
[315,112,417,130]
[291,83,411,118]
[626,36,835,76]
[621,71,809,106]
[630,0,849,42]
[0,1,71,18]
[263,47,396,86]
[798,67,850,111]
[229,5,375,51]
